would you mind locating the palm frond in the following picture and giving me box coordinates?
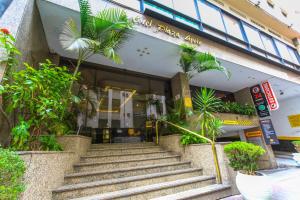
[59,18,92,52]
[79,0,93,37]
[193,52,231,79]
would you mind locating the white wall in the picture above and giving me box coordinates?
[270,96,300,138]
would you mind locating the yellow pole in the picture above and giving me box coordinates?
[155,120,222,184]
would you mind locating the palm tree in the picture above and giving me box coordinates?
[193,87,222,137]
[60,0,133,77]
[179,43,230,80]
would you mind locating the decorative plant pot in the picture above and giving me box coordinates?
[236,171,272,200]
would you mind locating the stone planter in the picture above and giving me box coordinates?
[19,151,77,200]
[57,135,91,159]
[236,172,272,200]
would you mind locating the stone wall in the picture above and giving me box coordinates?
[159,134,239,194]
[57,135,92,159]
[19,151,77,200]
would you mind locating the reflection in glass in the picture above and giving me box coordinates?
[173,0,198,19]
[223,14,243,41]
[243,25,264,49]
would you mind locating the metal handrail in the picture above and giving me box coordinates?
[155,120,222,184]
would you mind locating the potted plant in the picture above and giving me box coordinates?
[224,141,272,200]
[292,141,300,152]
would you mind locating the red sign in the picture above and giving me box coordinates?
[261,81,279,111]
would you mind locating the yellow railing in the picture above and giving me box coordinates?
[155,120,222,184]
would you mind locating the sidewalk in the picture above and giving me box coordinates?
[222,167,300,200]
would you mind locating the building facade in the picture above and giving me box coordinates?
[1,0,300,152]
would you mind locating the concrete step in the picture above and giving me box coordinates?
[275,154,293,160]
[69,176,216,200]
[86,146,162,156]
[81,151,173,163]
[74,155,181,172]
[90,142,156,149]
[53,168,204,199]
[150,184,231,200]
[64,161,192,184]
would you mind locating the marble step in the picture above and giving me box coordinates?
[74,155,181,172]
[64,161,192,184]
[53,168,203,199]
[150,184,232,200]
[81,151,173,163]
[86,146,163,156]
[90,142,156,149]
[68,176,216,200]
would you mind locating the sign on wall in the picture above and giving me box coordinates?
[288,114,300,128]
[250,85,270,118]
[245,131,262,138]
[260,119,279,145]
[261,81,279,111]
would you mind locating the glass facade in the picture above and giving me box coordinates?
[140,0,300,69]
[0,0,12,17]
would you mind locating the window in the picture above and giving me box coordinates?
[281,9,288,17]
[267,0,274,8]
[223,14,244,40]
[260,34,277,55]
[243,24,264,49]
[287,47,299,64]
[114,0,140,10]
[173,0,198,19]
[144,2,173,18]
[153,0,173,8]
[0,0,12,17]
[197,1,225,32]
[275,40,295,62]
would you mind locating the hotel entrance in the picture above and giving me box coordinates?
[75,63,170,144]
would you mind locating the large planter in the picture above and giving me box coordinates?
[236,172,272,200]
[57,135,91,159]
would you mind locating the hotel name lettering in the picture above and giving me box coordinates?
[134,17,201,45]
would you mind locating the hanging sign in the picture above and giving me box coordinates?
[261,81,279,111]
[259,119,279,145]
[250,85,270,118]
[245,131,262,138]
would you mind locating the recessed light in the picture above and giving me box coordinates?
[139,54,143,56]
[137,49,141,52]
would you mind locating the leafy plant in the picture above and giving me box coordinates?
[224,141,265,175]
[0,147,26,200]
[192,88,222,138]
[179,43,230,80]
[11,118,31,151]
[180,132,207,145]
[39,135,63,151]
[217,101,256,116]
[207,118,223,141]
[60,0,133,77]
[1,60,77,150]
[292,140,300,147]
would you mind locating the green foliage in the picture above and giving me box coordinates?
[180,132,208,145]
[292,140,300,147]
[179,43,230,80]
[39,135,63,151]
[60,0,133,73]
[11,118,31,151]
[217,101,256,116]
[206,118,223,141]
[224,142,265,175]
[0,147,26,200]
[192,88,222,139]
[2,60,77,150]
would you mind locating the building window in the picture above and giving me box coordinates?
[173,0,198,19]
[275,39,297,63]
[222,14,244,41]
[281,8,288,17]
[260,34,277,55]
[287,47,299,64]
[0,0,12,17]
[144,2,173,18]
[197,1,225,32]
[243,24,264,49]
[152,0,173,8]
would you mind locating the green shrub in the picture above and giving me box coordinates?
[39,135,63,151]
[217,102,256,116]
[0,147,26,200]
[180,132,208,145]
[224,141,265,175]
[292,140,300,147]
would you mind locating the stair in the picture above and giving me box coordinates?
[52,142,232,200]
